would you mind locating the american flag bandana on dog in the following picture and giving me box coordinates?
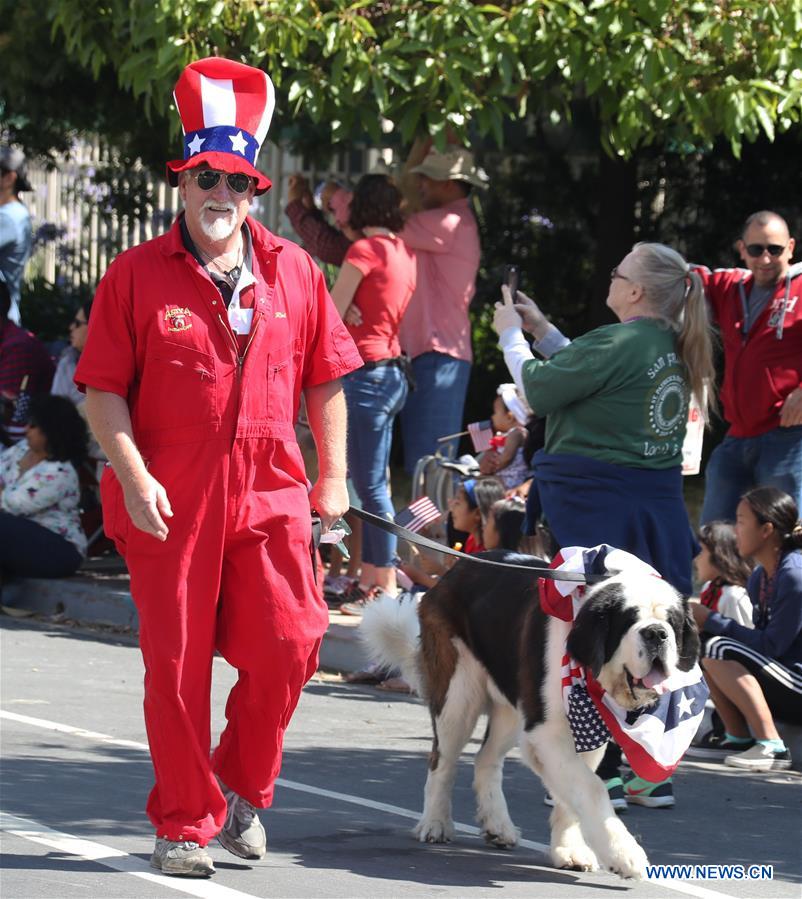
[539,545,709,782]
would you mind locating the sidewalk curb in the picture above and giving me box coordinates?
[1,576,370,674]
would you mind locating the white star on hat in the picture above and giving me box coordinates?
[187,134,205,155]
[677,691,694,718]
[230,131,248,155]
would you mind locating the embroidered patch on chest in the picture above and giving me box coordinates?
[165,307,193,332]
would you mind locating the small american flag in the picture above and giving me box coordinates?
[467,419,493,453]
[394,496,442,533]
[7,375,31,443]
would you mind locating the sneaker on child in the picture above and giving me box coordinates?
[623,775,675,808]
[543,777,627,812]
[724,742,792,772]
[323,574,356,597]
[685,730,756,759]
[339,585,390,616]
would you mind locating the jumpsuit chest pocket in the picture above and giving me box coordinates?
[266,338,302,421]
[142,342,219,430]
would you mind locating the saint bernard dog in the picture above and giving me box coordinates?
[360,550,700,880]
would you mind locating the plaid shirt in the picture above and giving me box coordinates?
[0,320,55,400]
[284,200,351,266]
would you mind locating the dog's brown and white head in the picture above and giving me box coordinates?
[565,570,699,710]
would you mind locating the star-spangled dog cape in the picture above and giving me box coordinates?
[538,545,709,783]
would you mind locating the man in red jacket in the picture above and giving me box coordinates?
[76,58,362,878]
[695,211,801,523]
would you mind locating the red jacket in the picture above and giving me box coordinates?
[695,263,802,437]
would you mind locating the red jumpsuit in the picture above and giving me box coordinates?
[75,215,362,844]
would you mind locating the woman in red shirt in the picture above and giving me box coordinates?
[330,175,417,610]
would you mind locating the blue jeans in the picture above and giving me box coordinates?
[400,352,472,474]
[343,364,408,568]
[0,511,83,577]
[700,425,802,524]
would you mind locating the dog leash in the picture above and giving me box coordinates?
[347,506,608,584]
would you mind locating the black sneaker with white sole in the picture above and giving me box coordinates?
[685,730,755,760]
[543,777,627,812]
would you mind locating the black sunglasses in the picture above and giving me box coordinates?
[610,266,633,282]
[745,243,786,258]
[70,317,87,327]
[192,170,252,194]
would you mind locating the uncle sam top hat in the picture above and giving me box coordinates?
[166,57,275,195]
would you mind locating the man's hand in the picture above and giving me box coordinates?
[344,304,363,326]
[122,471,173,541]
[780,386,802,427]
[287,174,312,206]
[493,284,523,335]
[308,476,349,531]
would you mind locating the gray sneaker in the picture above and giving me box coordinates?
[150,837,215,877]
[218,788,267,859]
[724,742,792,771]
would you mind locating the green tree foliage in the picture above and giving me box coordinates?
[3,0,800,161]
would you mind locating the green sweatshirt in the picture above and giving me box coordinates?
[522,318,689,469]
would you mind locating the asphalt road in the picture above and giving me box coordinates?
[1,616,800,899]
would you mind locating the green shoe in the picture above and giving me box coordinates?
[623,775,674,808]
[544,776,627,812]
[605,776,628,812]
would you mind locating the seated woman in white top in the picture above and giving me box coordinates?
[0,394,88,579]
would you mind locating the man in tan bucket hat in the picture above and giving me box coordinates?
[283,143,487,473]
[398,145,488,473]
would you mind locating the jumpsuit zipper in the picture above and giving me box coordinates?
[217,313,262,448]
[217,313,262,378]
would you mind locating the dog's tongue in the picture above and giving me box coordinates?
[642,664,669,693]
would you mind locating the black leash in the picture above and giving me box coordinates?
[347,506,608,584]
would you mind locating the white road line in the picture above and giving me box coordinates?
[0,811,259,899]
[1,709,738,899]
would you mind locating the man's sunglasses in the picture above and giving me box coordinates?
[70,317,87,327]
[191,170,252,194]
[744,243,786,258]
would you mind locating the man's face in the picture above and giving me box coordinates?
[737,219,795,287]
[179,167,255,243]
[416,174,450,210]
[0,169,16,202]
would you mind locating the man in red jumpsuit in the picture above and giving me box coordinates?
[694,210,801,523]
[75,58,362,878]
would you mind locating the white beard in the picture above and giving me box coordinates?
[199,206,238,242]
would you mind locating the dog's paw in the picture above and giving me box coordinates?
[414,817,455,844]
[604,829,648,880]
[551,843,599,872]
[481,821,519,850]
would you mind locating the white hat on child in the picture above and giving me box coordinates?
[497,384,531,426]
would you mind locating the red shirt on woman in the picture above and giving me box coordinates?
[343,235,416,362]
